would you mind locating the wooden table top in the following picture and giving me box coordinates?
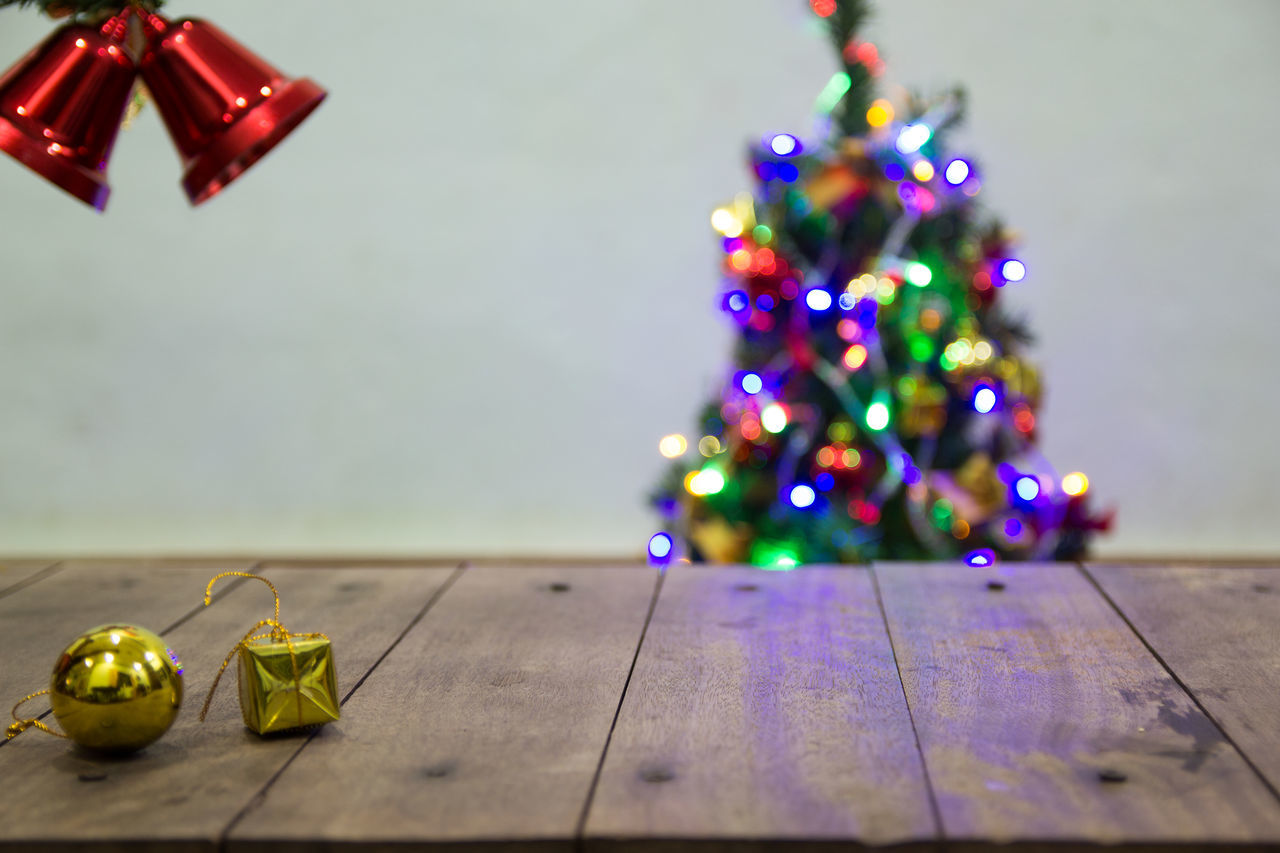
[1,559,1277,852]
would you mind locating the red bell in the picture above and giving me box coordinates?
[137,14,326,205]
[0,10,137,211]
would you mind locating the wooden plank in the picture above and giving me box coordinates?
[227,565,658,851]
[585,564,937,850]
[874,562,1280,847]
[1087,564,1280,796]
[0,559,256,717]
[0,564,456,851]
[0,559,59,598]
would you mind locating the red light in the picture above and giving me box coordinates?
[811,0,836,17]
[1013,405,1036,433]
[973,270,992,291]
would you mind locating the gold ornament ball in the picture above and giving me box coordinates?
[48,624,183,753]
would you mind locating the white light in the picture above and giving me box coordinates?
[896,123,932,155]
[838,293,857,310]
[741,373,763,395]
[944,159,970,185]
[761,403,788,434]
[1015,476,1040,501]
[789,484,816,508]
[770,133,798,156]
[1001,259,1026,282]
[974,387,997,414]
[805,289,833,311]
[866,401,890,431]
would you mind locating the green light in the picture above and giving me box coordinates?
[909,336,934,362]
[751,541,801,571]
[875,287,896,306]
[931,498,954,523]
[939,352,958,371]
[897,376,918,397]
[814,72,852,115]
[752,224,773,244]
[866,401,891,432]
[904,262,933,287]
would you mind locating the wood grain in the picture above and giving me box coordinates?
[584,565,936,849]
[0,559,58,598]
[874,562,1280,846]
[0,564,456,851]
[227,565,658,851]
[1087,564,1280,795]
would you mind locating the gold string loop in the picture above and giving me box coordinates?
[204,572,280,627]
[198,572,332,726]
[7,689,67,741]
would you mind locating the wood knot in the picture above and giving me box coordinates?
[1252,584,1272,594]
[548,582,571,593]
[986,580,1006,591]
[734,583,759,593]
[78,772,108,782]
[638,766,675,784]
[421,761,456,779]
[1097,768,1127,783]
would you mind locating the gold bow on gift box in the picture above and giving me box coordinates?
[200,573,340,735]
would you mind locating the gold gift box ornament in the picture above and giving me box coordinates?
[200,572,339,735]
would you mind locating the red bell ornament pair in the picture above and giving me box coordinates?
[0,8,326,211]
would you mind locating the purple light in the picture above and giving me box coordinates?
[1004,518,1022,537]
[1014,476,1040,502]
[648,532,674,564]
[884,163,905,181]
[964,548,996,567]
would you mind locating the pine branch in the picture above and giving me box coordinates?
[821,0,876,138]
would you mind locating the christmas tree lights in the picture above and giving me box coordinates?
[651,0,1109,567]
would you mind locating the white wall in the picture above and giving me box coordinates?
[1,1,1276,558]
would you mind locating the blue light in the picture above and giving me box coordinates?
[776,162,799,183]
[884,163,905,182]
[1004,518,1022,537]
[902,466,922,485]
[648,532,673,562]
[726,291,748,312]
[741,373,763,395]
[838,292,857,310]
[1014,476,1040,502]
[770,133,799,156]
[944,158,971,185]
[964,548,996,567]
[756,161,777,182]
[973,386,998,414]
[756,294,776,311]
[1001,259,1026,282]
[815,472,835,491]
[805,289,833,311]
[789,484,816,508]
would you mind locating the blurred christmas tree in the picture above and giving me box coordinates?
[649,0,1108,567]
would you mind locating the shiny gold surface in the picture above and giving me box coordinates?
[237,635,339,734]
[48,624,182,753]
